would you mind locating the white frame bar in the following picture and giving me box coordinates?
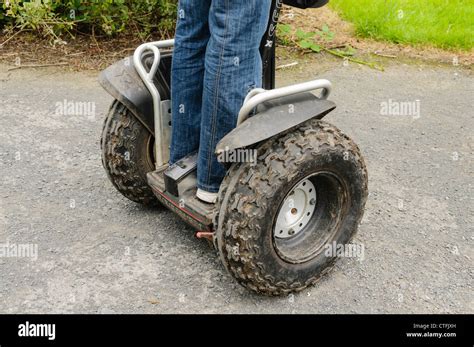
[133,39,175,168]
[237,79,332,126]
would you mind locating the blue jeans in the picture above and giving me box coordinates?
[170,0,272,193]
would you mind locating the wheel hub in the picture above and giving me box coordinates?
[274,179,317,239]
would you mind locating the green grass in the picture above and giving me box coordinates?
[329,0,474,51]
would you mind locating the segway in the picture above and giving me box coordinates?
[99,0,368,295]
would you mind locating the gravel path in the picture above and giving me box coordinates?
[0,60,472,313]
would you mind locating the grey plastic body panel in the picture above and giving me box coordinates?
[98,52,172,136]
[216,92,336,154]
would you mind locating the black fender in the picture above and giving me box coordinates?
[283,0,329,9]
[98,52,172,136]
[216,92,336,155]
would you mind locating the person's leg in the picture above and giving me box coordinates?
[197,0,272,194]
[170,0,212,164]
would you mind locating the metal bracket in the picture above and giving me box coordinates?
[133,39,175,168]
[160,100,172,164]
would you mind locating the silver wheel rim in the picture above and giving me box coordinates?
[274,179,317,239]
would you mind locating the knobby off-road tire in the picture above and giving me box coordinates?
[101,100,159,206]
[214,119,368,295]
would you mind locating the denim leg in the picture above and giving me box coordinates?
[170,0,212,164]
[197,0,272,192]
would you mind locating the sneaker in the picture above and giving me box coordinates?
[196,189,218,204]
